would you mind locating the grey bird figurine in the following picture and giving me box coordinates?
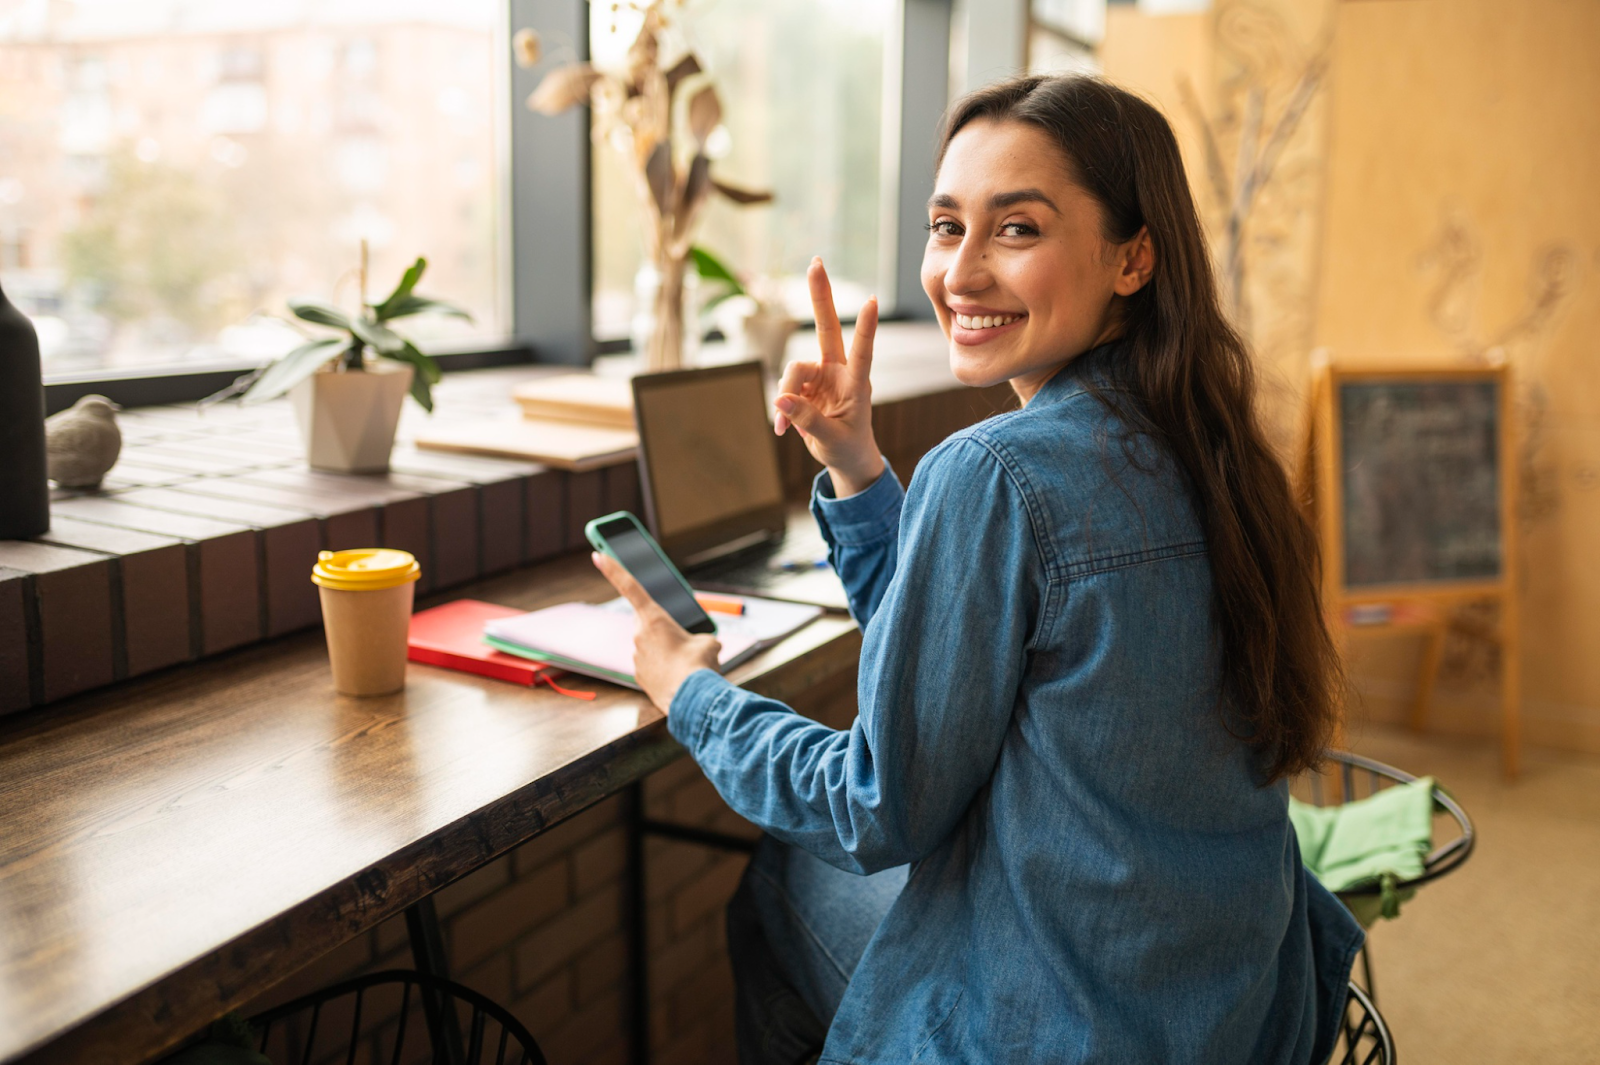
[45,395,122,489]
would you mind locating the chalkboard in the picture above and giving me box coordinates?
[1339,378,1502,587]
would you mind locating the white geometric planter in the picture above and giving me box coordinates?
[290,361,414,473]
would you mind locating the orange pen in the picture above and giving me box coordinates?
[695,593,746,616]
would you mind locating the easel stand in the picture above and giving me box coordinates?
[1303,361,1521,779]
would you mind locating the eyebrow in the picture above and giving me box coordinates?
[928,189,1061,214]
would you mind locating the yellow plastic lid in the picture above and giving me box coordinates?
[311,549,421,591]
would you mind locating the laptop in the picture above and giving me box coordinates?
[630,362,850,611]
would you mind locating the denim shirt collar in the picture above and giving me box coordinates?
[1024,338,1125,411]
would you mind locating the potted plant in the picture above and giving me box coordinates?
[212,248,468,473]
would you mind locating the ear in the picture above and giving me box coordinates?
[1112,226,1155,297]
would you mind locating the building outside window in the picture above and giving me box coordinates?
[590,0,893,342]
[0,0,508,377]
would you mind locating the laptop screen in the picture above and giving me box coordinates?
[632,363,788,563]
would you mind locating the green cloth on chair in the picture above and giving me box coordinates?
[1289,775,1436,928]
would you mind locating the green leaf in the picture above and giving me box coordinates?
[689,246,745,295]
[348,315,406,356]
[401,340,442,383]
[200,366,266,407]
[375,294,475,323]
[288,299,354,331]
[239,339,345,405]
[381,340,441,412]
[373,257,427,318]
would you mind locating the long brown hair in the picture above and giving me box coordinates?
[938,74,1340,783]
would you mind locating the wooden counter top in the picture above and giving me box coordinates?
[0,552,860,1065]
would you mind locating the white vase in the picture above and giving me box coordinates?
[290,361,414,473]
[630,263,700,371]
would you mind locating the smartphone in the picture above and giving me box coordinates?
[585,511,717,635]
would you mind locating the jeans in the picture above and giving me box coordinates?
[727,836,908,1065]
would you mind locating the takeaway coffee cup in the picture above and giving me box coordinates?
[311,548,421,696]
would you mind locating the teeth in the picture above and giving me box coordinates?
[954,313,1020,330]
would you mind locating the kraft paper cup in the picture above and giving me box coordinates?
[312,548,421,696]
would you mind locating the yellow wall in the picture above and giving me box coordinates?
[1316,0,1600,751]
[1103,0,1600,753]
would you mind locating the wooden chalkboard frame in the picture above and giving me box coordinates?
[1304,360,1521,777]
[1312,363,1516,601]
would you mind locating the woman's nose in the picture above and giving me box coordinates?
[942,235,991,296]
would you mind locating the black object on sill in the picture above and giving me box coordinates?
[0,278,49,539]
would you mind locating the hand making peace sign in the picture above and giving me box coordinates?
[592,257,884,714]
[773,258,884,498]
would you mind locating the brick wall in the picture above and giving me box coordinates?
[3,369,1009,722]
[231,669,858,1065]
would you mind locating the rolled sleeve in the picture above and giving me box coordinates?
[811,461,904,625]
[811,461,904,546]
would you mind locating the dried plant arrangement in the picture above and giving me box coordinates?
[515,3,772,371]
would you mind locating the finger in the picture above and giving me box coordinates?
[778,358,819,397]
[592,551,660,616]
[807,257,845,365]
[774,361,819,435]
[847,296,879,385]
[773,393,834,443]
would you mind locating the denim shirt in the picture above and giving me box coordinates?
[668,351,1363,1064]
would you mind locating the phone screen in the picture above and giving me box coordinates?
[597,519,715,634]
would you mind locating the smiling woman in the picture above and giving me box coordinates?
[921,123,1154,399]
[591,72,1359,1065]
[933,75,1341,785]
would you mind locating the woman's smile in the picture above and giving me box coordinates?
[948,303,1027,344]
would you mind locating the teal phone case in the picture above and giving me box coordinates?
[584,510,707,621]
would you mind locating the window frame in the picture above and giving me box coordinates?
[40,0,952,413]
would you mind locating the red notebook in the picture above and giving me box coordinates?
[408,599,594,699]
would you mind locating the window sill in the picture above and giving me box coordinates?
[4,327,1007,715]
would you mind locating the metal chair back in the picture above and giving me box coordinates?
[248,969,548,1065]
[1293,750,1475,896]
[1330,980,1396,1065]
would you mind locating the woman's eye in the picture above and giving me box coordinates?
[1000,222,1038,238]
[926,219,963,237]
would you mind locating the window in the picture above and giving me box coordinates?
[590,0,893,342]
[0,1,508,376]
[1030,0,1104,74]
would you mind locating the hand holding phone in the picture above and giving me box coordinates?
[588,512,723,712]
[586,512,716,635]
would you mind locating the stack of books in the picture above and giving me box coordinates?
[415,373,639,470]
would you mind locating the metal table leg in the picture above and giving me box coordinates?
[627,779,761,1065]
[405,895,466,1065]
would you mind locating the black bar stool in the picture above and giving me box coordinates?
[1295,749,1476,1003]
[247,969,548,1065]
[1332,980,1396,1064]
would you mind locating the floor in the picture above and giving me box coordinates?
[1344,724,1600,1063]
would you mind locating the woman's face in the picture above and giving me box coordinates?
[920,118,1152,401]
